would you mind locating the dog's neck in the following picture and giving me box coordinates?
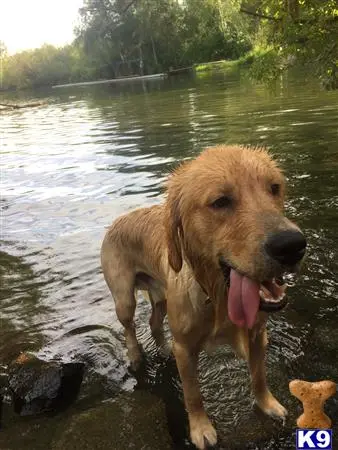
[183,250,228,334]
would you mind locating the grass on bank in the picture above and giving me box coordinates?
[194,47,279,71]
[194,47,288,84]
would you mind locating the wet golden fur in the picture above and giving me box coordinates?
[101,145,301,449]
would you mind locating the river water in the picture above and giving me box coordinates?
[1,70,337,449]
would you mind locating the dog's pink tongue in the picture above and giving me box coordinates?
[227,269,260,329]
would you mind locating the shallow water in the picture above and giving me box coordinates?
[1,70,338,449]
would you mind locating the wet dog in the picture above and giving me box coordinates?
[101,145,306,449]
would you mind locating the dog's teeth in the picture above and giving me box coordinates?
[260,290,285,304]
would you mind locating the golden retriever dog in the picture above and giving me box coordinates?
[101,145,306,449]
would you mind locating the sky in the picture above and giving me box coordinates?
[1,0,84,55]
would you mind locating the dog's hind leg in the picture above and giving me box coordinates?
[102,260,142,370]
[149,295,166,340]
[114,286,142,371]
[101,234,143,370]
[148,287,170,355]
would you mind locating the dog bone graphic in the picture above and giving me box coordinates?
[289,379,336,429]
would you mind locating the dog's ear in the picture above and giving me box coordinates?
[165,190,183,273]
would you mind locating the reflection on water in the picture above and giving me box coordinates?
[1,71,337,448]
[0,249,48,362]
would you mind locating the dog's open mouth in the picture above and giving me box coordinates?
[259,278,287,312]
[220,261,287,329]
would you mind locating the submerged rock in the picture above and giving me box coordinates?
[54,390,172,450]
[8,353,84,416]
[0,390,171,450]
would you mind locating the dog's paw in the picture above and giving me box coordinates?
[189,414,217,449]
[255,391,288,421]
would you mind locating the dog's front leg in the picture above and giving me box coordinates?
[248,324,287,419]
[173,340,217,449]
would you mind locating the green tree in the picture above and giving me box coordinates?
[239,0,338,88]
[1,44,93,90]
[1,0,337,90]
[76,0,251,75]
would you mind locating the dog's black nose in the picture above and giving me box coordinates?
[265,230,306,266]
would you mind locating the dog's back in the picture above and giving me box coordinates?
[101,205,166,281]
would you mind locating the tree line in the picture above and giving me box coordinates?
[1,0,337,90]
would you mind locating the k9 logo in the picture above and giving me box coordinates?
[296,429,332,449]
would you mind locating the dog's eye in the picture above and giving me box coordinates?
[271,183,280,196]
[211,196,232,209]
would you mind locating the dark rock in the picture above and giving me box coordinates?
[8,353,84,416]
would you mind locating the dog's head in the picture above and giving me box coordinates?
[165,145,306,329]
